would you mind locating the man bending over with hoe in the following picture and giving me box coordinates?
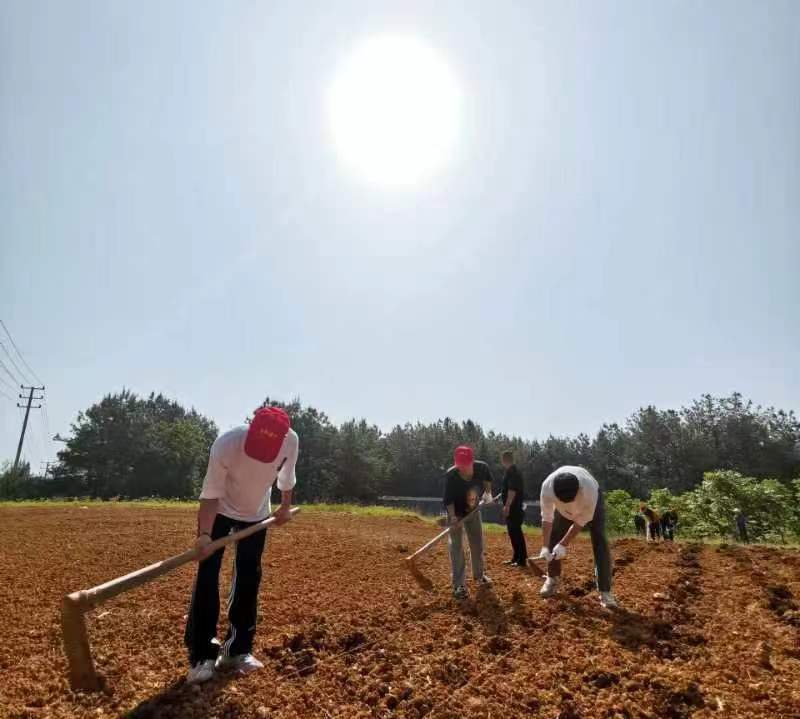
[184,406,298,684]
[444,445,495,600]
[534,466,618,609]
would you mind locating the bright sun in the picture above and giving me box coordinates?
[327,35,461,188]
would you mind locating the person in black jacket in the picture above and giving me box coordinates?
[735,509,749,543]
[443,445,495,600]
[500,449,527,567]
[661,509,678,541]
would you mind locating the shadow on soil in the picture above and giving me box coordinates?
[123,671,238,718]
[457,585,509,636]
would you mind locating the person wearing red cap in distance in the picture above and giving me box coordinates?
[184,406,298,684]
[443,445,496,600]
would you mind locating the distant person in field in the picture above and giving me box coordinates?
[184,406,298,684]
[534,466,618,609]
[500,449,527,567]
[443,445,495,600]
[661,508,678,541]
[634,513,646,536]
[735,509,749,543]
[640,503,661,542]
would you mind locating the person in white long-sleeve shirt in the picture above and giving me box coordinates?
[184,406,298,684]
[533,466,618,609]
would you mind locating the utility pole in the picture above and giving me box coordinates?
[13,385,44,477]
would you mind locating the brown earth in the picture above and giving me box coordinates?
[1,505,799,719]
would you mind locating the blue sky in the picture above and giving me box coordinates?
[2,1,798,471]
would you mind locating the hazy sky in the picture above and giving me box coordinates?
[2,1,798,471]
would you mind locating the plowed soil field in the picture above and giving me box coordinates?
[1,505,800,718]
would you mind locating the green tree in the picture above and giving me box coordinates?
[57,390,217,498]
[604,489,638,535]
[0,460,30,499]
[679,470,796,541]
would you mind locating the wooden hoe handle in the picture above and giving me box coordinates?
[62,507,301,691]
[65,507,300,610]
[406,493,501,563]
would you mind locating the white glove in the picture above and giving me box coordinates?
[481,491,493,504]
[537,547,553,562]
[552,543,567,560]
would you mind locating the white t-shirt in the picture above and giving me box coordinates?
[540,466,599,527]
[199,425,298,522]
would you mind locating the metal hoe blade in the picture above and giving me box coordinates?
[405,557,435,592]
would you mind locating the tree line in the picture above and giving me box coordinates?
[2,391,798,516]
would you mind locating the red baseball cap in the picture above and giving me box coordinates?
[245,407,291,463]
[454,445,474,468]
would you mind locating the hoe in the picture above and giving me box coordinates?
[61,507,300,691]
[405,494,501,591]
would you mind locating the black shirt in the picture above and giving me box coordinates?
[443,461,494,518]
[501,464,525,514]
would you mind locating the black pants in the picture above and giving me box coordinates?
[648,521,661,541]
[184,513,267,665]
[547,491,612,592]
[738,524,749,543]
[506,511,527,564]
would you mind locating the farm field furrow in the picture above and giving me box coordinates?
[1,506,799,719]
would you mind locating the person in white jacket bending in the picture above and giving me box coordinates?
[534,466,618,609]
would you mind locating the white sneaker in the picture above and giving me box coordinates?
[187,659,215,684]
[216,653,264,675]
[599,591,619,609]
[453,585,469,600]
[539,576,560,598]
[476,574,493,586]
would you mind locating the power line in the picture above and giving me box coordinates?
[0,357,22,387]
[41,399,55,456]
[29,407,48,461]
[0,320,43,385]
[0,340,32,385]
[36,405,54,465]
[0,370,14,392]
[27,415,43,465]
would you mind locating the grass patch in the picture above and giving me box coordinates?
[303,502,436,522]
[0,497,196,509]
[0,498,541,534]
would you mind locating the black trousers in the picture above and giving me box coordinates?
[738,524,749,543]
[506,511,527,564]
[184,513,267,665]
[547,491,612,593]
[648,521,661,540]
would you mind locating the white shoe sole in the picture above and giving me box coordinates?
[540,580,560,598]
[216,659,264,674]
[187,668,215,684]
